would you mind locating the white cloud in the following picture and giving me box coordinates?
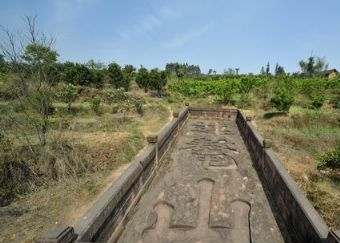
[161,23,215,49]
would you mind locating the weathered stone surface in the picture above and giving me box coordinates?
[327,230,340,243]
[117,118,287,243]
[50,107,329,243]
[236,110,329,243]
[36,225,77,243]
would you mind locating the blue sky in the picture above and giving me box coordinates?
[1,0,340,74]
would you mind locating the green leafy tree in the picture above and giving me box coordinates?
[165,63,201,78]
[149,68,167,97]
[1,16,58,145]
[122,64,136,83]
[136,67,149,92]
[224,68,236,76]
[270,89,293,112]
[215,79,239,104]
[62,63,103,88]
[299,56,328,76]
[85,59,106,70]
[275,63,286,76]
[302,78,327,109]
[238,77,258,107]
[108,62,128,91]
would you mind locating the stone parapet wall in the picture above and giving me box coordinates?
[37,106,189,243]
[36,107,339,243]
[236,110,330,243]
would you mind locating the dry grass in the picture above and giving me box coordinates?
[0,101,171,242]
[248,106,340,228]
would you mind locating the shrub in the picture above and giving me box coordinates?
[301,78,327,109]
[238,93,252,108]
[90,97,101,114]
[270,89,293,112]
[134,98,144,115]
[56,83,78,111]
[310,94,326,109]
[106,88,144,114]
[214,79,239,104]
[317,141,340,170]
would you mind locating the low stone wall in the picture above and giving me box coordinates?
[36,107,339,243]
[188,107,238,121]
[37,106,189,243]
[236,110,330,243]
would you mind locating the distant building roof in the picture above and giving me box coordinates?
[323,69,338,75]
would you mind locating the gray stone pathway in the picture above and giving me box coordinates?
[117,118,289,243]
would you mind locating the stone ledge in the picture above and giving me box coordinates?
[36,225,77,243]
[236,110,329,243]
[327,230,340,243]
[74,160,143,241]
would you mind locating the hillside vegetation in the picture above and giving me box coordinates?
[1,17,340,242]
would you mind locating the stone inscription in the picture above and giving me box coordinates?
[142,179,251,243]
[181,121,239,170]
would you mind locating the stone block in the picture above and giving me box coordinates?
[36,225,77,243]
[263,139,272,148]
[147,135,158,144]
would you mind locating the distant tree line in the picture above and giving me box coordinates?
[0,56,169,94]
[165,62,201,78]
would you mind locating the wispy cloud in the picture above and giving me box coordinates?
[48,0,96,23]
[118,3,183,41]
[161,23,215,49]
[119,14,163,40]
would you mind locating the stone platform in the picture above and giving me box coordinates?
[37,108,334,243]
[117,118,289,243]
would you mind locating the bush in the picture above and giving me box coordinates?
[317,141,340,170]
[56,83,78,111]
[310,94,325,109]
[0,135,90,206]
[238,93,252,108]
[270,89,294,112]
[106,88,144,114]
[214,79,239,104]
[330,93,340,109]
[134,98,144,115]
[90,97,101,114]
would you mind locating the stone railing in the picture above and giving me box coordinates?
[236,110,330,243]
[37,106,189,243]
[36,106,339,243]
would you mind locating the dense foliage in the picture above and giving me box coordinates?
[61,62,104,88]
[318,141,340,170]
[136,67,167,95]
[108,62,128,91]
